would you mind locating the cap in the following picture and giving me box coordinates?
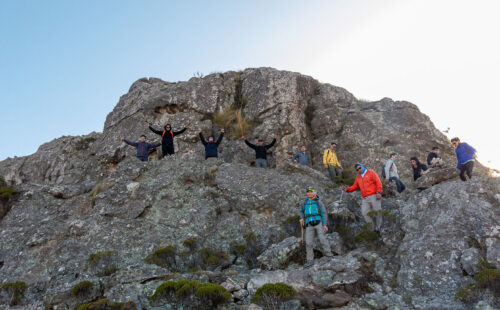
[306,186,315,192]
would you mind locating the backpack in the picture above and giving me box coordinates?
[302,198,321,220]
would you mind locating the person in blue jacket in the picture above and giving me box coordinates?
[121,135,160,162]
[451,137,477,181]
[199,129,224,160]
[293,145,309,166]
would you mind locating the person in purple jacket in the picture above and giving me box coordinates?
[451,137,477,181]
[121,135,160,162]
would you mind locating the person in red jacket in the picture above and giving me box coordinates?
[342,163,384,235]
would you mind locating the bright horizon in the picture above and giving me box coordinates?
[1,0,499,170]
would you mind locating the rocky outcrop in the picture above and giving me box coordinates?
[0,68,498,309]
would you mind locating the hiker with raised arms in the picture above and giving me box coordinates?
[146,122,189,157]
[242,134,277,168]
[342,163,384,235]
[121,135,160,162]
[323,142,343,182]
[199,128,224,160]
[299,186,333,268]
[383,153,406,193]
[451,137,477,181]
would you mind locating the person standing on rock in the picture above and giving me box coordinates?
[146,122,189,157]
[299,186,333,268]
[199,129,224,160]
[323,143,343,182]
[451,137,477,181]
[411,157,428,181]
[342,163,383,234]
[293,145,309,166]
[384,153,406,193]
[427,146,443,167]
[243,135,277,168]
[121,135,160,162]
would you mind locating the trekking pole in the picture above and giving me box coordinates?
[301,222,304,245]
[236,110,244,137]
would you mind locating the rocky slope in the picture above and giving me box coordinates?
[0,68,498,309]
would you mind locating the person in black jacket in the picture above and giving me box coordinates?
[146,122,189,157]
[243,134,277,168]
[410,157,428,181]
[426,146,443,166]
[199,129,224,160]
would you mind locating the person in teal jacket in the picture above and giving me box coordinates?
[451,137,476,181]
[299,186,333,268]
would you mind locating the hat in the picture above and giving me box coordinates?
[306,186,315,192]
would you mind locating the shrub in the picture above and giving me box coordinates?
[144,245,177,269]
[195,282,231,306]
[229,241,246,256]
[102,265,119,276]
[75,137,96,151]
[0,281,27,306]
[251,282,297,310]
[71,280,93,296]
[367,209,396,221]
[198,248,228,269]
[0,178,19,200]
[354,231,379,244]
[109,301,137,310]
[183,237,197,250]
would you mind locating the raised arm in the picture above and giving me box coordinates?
[244,139,257,150]
[199,132,207,146]
[216,132,224,146]
[149,142,161,149]
[265,138,277,149]
[148,126,163,135]
[173,128,187,136]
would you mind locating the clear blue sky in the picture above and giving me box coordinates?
[1,1,499,170]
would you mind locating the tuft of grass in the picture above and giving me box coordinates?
[0,281,27,306]
[76,298,108,310]
[144,245,177,269]
[229,241,246,256]
[102,265,119,276]
[354,231,379,243]
[367,209,396,221]
[71,280,93,296]
[75,137,97,151]
[183,237,197,250]
[88,250,117,266]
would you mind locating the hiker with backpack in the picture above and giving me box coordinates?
[342,163,384,235]
[243,135,277,168]
[146,122,189,157]
[427,146,444,167]
[293,145,309,166]
[451,137,477,181]
[383,153,406,193]
[199,129,224,160]
[323,143,343,182]
[299,186,333,268]
[411,157,428,181]
[121,135,160,162]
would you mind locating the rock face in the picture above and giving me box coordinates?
[0,68,498,309]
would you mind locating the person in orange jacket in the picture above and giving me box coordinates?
[342,163,384,235]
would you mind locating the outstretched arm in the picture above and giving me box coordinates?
[148,126,163,135]
[173,128,187,136]
[199,132,207,145]
[244,140,257,150]
[123,139,138,147]
[149,143,161,149]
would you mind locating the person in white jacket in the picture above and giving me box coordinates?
[384,153,406,193]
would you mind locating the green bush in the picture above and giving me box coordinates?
[475,268,500,288]
[144,245,177,269]
[198,248,228,268]
[183,237,197,250]
[229,241,246,256]
[354,231,379,244]
[0,281,27,306]
[367,209,396,221]
[0,185,19,200]
[195,282,231,306]
[109,301,137,310]
[251,282,297,309]
[102,265,119,276]
[76,298,108,310]
[71,280,93,296]
[151,280,229,309]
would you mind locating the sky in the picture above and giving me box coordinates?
[1,0,499,170]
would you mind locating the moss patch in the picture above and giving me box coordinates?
[71,280,93,296]
[0,281,27,306]
[102,265,119,276]
[88,250,117,266]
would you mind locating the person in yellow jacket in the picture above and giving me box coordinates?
[323,142,343,182]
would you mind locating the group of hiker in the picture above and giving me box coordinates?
[121,121,477,268]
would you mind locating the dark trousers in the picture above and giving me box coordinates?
[162,144,175,157]
[137,156,148,162]
[389,177,406,193]
[459,161,474,181]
